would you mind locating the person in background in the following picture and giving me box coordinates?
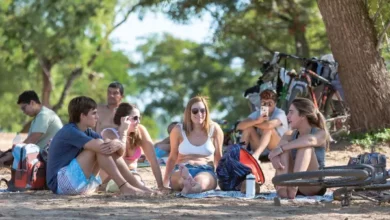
[236,89,288,160]
[0,90,63,166]
[95,82,124,134]
[154,122,179,159]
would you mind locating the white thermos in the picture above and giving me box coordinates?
[246,173,256,198]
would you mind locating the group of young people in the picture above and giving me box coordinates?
[1,81,330,198]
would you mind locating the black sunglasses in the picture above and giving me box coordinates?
[131,116,141,121]
[191,108,206,115]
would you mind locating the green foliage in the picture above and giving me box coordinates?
[0,0,138,131]
[350,128,390,149]
[367,0,390,64]
[133,33,254,123]
[140,115,160,140]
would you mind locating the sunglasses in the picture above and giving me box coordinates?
[261,101,274,107]
[191,108,206,115]
[130,116,141,121]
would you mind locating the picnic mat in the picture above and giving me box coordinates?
[137,157,168,168]
[177,190,333,203]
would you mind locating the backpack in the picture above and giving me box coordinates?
[1,144,46,191]
[216,144,265,191]
[348,152,387,183]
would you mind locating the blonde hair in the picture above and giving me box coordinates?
[291,98,330,148]
[182,96,211,136]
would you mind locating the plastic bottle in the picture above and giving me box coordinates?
[246,173,256,198]
[12,133,22,147]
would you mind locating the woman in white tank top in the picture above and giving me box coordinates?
[163,96,224,194]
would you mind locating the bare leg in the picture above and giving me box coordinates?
[252,129,281,159]
[179,165,201,194]
[275,151,294,198]
[77,150,146,196]
[170,171,185,191]
[292,148,323,197]
[193,172,217,192]
[240,127,261,150]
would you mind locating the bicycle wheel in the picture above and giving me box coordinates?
[272,168,369,187]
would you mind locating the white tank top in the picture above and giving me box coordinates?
[178,124,215,156]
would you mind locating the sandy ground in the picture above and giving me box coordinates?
[0,133,390,220]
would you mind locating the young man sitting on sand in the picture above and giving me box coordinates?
[46,96,155,195]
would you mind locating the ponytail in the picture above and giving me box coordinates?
[315,110,330,149]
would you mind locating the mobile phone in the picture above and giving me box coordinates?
[261,106,269,117]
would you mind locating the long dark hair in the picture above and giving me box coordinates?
[291,98,330,148]
[114,103,142,149]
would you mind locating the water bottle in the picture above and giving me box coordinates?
[12,133,22,148]
[246,173,256,198]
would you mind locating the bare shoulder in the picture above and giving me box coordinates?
[211,121,223,135]
[170,124,182,137]
[137,124,149,134]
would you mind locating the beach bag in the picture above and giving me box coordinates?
[216,144,265,191]
[348,152,387,183]
[1,144,46,191]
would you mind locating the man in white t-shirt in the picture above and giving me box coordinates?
[237,90,288,160]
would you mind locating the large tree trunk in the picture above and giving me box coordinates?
[318,0,390,133]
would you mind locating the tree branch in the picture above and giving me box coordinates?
[52,4,142,112]
[376,19,390,51]
[52,67,83,112]
[371,0,384,23]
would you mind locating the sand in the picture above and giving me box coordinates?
[1,134,389,220]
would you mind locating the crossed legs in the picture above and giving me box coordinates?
[170,165,217,194]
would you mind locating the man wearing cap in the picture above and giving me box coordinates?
[95,82,124,134]
[237,89,288,160]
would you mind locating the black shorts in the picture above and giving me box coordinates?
[297,187,327,196]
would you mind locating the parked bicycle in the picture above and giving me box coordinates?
[272,152,390,206]
[244,52,349,136]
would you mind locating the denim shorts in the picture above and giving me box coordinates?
[174,164,217,179]
[56,158,102,195]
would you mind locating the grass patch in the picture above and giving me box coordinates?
[349,128,390,149]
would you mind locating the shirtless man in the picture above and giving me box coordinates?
[95,82,124,134]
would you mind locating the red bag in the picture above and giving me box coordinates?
[1,144,46,191]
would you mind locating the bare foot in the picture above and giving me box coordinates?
[181,177,201,194]
[178,164,192,180]
[120,183,145,196]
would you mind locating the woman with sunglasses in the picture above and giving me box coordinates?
[100,103,165,190]
[163,96,224,194]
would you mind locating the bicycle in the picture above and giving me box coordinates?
[272,153,390,206]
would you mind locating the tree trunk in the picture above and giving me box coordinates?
[293,26,310,57]
[40,58,53,108]
[318,0,390,132]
